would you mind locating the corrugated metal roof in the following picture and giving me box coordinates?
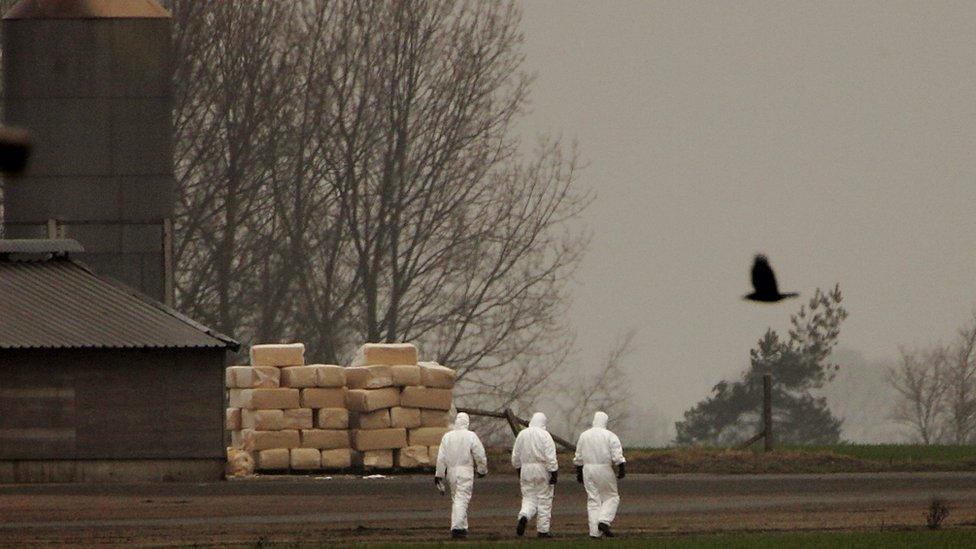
[0,257,237,350]
[3,0,170,20]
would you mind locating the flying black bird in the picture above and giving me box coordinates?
[744,254,798,302]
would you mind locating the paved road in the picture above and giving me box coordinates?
[2,473,975,545]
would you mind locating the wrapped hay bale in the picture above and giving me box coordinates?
[300,387,347,408]
[250,343,305,367]
[321,448,354,469]
[420,409,450,427]
[400,387,452,410]
[242,429,300,451]
[231,430,244,449]
[357,449,394,470]
[255,448,290,471]
[290,448,321,470]
[225,448,254,477]
[345,387,399,412]
[390,364,422,386]
[226,366,280,388]
[349,409,391,430]
[429,445,439,462]
[301,429,351,450]
[313,364,346,388]
[351,343,418,366]
[345,365,394,389]
[396,445,431,469]
[351,428,407,451]
[408,427,450,447]
[390,407,422,429]
[242,409,285,431]
[283,408,313,430]
[317,408,349,429]
[233,388,300,410]
[280,366,319,388]
[226,408,242,430]
[418,362,456,389]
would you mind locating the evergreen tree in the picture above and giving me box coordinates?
[675,286,847,446]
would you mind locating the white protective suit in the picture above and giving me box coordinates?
[510,412,559,534]
[573,411,626,538]
[435,412,488,531]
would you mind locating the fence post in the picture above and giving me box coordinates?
[763,373,773,452]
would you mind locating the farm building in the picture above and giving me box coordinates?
[0,239,238,482]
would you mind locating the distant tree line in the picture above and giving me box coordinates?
[163,0,591,409]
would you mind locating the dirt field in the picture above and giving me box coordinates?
[2,472,975,546]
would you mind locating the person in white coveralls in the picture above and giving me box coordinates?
[434,412,488,539]
[573,411,626,538]
[510,412,558,538]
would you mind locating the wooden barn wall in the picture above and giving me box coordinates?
[0,348,226,460]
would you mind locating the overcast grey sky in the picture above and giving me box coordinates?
[517,0,976,442]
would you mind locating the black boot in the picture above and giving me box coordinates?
[451,528,467,539]
[598,522,614,538]
[516,516,527,536]
[537,531,553,538]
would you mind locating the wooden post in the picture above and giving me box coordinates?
[763,373,773,452]
[46,218,58,238]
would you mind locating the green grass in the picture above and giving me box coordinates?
[782,444,976,464]
[354,529,976,548]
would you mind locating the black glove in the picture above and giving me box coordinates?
[617,463,626,479]
[516,467,521,478]
[476,471,486,478]
[576,465,584,484]
[549,471,558,485]
[434,476,444,487]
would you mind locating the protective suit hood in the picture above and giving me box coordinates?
[529,412,548,430]
[454,412,470,430]
[592,411,609,429]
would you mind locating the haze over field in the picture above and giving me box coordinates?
[517,1,976,443]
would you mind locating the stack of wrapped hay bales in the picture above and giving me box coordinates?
[225,342,456,476]
[225,343,352,474]
[346,344,456,471]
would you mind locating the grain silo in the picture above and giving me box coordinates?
[1,0,175,304]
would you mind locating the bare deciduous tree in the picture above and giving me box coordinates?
[887,347,948,444]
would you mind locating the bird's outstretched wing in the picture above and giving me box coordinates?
[751,254,779,295]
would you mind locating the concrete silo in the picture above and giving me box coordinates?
[1,0,175,304]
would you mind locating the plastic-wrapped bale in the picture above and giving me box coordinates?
[345,388,399,412]
[225,448,254,477]
[420,409,450,427]
[344,365,393,389]
[351,428,407,451]
[390,364,422,386]
[280,366,319,388]
[390,407,422,429]
[429,445,439,463]
[283,408,313,430]
[396,445,431,469]
[230,388,300,409]
[231,430,244,449]
[226,366,280,388]
[250,343,305,367]
[301,388,347,408]
[301,429,351,450]
[400,387,452,410]
[255,448,290,471]
[349,409,391,430]
[290,448,321,470]
[322,448,354,469]
[418,362,456,389]
[242,409,285,430]
[242,429,300,451]
[313,365,346,388]
[357,449,394,470]
[226,408,242,430]
[351,343,418,366]
[317,408,349,429]
[408,427,450,447]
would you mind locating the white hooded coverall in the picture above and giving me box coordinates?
[573,411,625,538]
[510,412,558,533]
[435,412,488,531]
